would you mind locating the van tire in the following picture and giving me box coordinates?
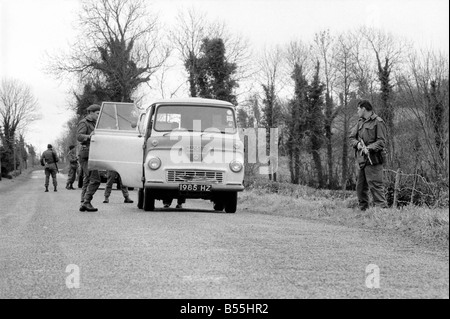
[213,201,224,211]
[137,188,144,209]
[143,189,155,211]
[224,192,237,214]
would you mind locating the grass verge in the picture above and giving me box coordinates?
[239,187,449,249]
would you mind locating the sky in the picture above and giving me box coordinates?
[0,0,449,154]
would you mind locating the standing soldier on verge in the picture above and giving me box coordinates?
[77,104,101,212]
[103,170,134,204]
[66,145,78,190]
[349,100,388,211]
[40,144,59,192]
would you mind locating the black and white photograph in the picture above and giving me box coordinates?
[0,0,448,305]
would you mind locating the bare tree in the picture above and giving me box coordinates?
[359,27,407,166]
[0,78,40,138]
[313,30,340,188]
[347,29,377,100]
[397,48,449,183]
[257,45,286,181]
[0,78,40,173]
[47,0,170,103]
[333,32,358,190]
[170,6,252,99]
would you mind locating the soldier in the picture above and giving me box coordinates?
[65,145,78,190]
[40,144,59,192]
[349,100,388,211]
[103,170,134,204]
[77,103,101,212]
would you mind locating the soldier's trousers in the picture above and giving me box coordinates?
[80,158,100,204]
[44,168,57,187]
[356,163,387,210]
[104,170,129,199]
[67,165,78,184]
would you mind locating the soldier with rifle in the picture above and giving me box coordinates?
[349,100,388,211]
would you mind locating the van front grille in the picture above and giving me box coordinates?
[167,170,223,183]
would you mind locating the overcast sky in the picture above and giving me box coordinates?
[0,0,449,153]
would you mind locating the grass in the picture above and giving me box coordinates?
[239,179,449,249]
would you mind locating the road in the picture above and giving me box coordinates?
[0,170,448,299]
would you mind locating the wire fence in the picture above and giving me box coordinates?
[384,168,449,208]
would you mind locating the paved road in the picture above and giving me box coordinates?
[0,170,448,298]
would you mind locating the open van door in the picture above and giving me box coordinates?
[88,102,145,188]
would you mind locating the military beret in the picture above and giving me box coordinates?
[87,104,101,112]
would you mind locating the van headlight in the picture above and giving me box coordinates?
[229,160,243,172]
[148,157,161,170]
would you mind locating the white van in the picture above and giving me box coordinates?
[88,98,245,213]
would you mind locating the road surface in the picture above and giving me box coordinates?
[0,170,448,299]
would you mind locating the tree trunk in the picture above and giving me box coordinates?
[341,116,349,191]
[312,150,324,188]
[325,125,333,188]
[393,168,401,208]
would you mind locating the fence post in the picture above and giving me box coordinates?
[393,168,401,208]
[410,168,418,205]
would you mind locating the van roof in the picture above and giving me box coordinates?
[148,97,235,108]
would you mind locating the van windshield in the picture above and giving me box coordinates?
[154,105,236,134]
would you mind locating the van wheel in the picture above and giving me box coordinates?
[224,192,237,214]
[137,188,144,209]
[213,201,224,211]
[143,189,155,211]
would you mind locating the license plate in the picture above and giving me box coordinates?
[179,184,212,192]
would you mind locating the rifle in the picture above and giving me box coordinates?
[359,139,373,165]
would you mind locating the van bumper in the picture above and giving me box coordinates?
[144,182,244,192]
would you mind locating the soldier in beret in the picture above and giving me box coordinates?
[349,100,388,211]
[77,103,101,212]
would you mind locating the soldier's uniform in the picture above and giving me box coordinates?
[77,104,101,210]
[41,146,59,192]
[103,170,133,203]
[66,147,78,189]
[349,112,388,210]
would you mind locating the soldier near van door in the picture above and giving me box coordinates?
[40,144,59,192]
[66,145,78,190]
[77,103,101,212]
[349,100,388,211]
[103,170,134,204]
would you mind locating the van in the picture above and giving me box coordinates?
[88,98,244,213]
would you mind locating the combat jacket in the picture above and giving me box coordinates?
[77,116,97,160]
[349,112,387,167]
[67,149,78,168]
[41,149,59,170]
[77,117,97,147]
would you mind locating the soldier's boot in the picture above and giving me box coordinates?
[69,183,75,190]
[54,186,57,192]
[79,202,98,212]
[66,183,70,190]
[45,186,49,192]
[103,197,109,203]
[124,197,134,203]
